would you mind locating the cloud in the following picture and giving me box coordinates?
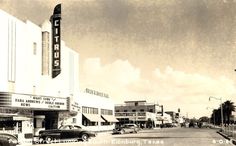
[81,58,140,88]
[81,58,236,118]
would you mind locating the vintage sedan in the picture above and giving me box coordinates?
[0,133,18,146]
[113,124,140,134]
[38,125,96,144]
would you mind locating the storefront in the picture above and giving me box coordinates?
[77,89,118,132]
[0,92,75,144]
[0,5,79,145]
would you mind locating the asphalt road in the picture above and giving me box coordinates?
[29,127,234,146]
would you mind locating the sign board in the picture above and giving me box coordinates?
[51,4,61,78]
[85,88,109,98]
[11,94,68,110]
[69,99,80,113]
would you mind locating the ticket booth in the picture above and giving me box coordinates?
[33,115,45,136]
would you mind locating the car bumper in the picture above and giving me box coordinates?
[112,130,122,134]
[88,133,97,137]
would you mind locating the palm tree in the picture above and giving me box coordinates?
[215,108,221,125]
[210,109,218,125]
[222,100,235,125]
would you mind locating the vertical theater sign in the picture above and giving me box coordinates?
[51,4,61,78]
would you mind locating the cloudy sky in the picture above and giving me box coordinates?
[1,0,236,118]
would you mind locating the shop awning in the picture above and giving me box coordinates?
[13,116,31,121]
[101,115,119,122]
[0,116,31,121]
[83,114,105,122]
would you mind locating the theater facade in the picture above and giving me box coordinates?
[0,5,79,145]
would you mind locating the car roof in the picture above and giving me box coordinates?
[123,124,137,126]
[0,133,17,139]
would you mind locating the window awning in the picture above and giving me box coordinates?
[0,116,31,121]
[101,115,119,122]
[83,114,105,122]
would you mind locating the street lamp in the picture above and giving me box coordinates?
[206,107,215,127]
[209,96,224,130]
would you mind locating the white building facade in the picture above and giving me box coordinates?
[115,100,162,128]
[73,88,118,132]
[0,6,79,145]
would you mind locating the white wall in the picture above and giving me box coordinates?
[79,92,115,110]
[64,92,116,131]
[0,9,79,100]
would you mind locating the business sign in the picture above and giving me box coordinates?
[85,88,109,98]
[51,4,61,78]
[68,97,79,113]
[11,94,68,110]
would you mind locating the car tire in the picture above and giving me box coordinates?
[81,134,89,142]
[45,136,53,144]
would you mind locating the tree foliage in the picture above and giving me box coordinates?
[210,100,235,125]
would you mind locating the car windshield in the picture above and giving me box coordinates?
[123,124,136,128]
[59,125,82,130]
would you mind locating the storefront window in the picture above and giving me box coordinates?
[101,122,111,126]
[82,115,98,126]
[0,120,22,133]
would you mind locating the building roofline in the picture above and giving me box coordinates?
[124,100,147,103]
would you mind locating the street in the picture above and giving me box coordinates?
[29,127,233,146]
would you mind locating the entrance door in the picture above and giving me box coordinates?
[34,111,59,130]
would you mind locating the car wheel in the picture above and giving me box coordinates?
[39,138,44,144]
[81,134,89,142]
[45,136,53,144]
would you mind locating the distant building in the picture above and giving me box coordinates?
[159,113,172,124]
[165,111,178,123]
[115,100,162,128]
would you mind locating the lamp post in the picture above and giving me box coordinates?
[209,96,224,130]
[206,107,215,127]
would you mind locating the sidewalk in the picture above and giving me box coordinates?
[217,131,236,145]
[95,130,113,137]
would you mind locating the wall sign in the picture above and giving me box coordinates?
[85,88,109,98]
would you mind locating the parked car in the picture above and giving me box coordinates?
[0,133,18,146]
[189,122,197,128]
[113,124,140,134]
[160,123,173,128]
[38,124,96,144]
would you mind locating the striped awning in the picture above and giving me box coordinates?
[101,115,119,122]
[83,114,105,122]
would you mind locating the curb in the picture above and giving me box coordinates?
[217,131,236,145]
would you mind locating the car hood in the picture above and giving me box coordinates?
[39,129,95,134]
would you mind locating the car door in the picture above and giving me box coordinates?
[125,125,132,133]
[60,126,75,140]
[73,126,83,139]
